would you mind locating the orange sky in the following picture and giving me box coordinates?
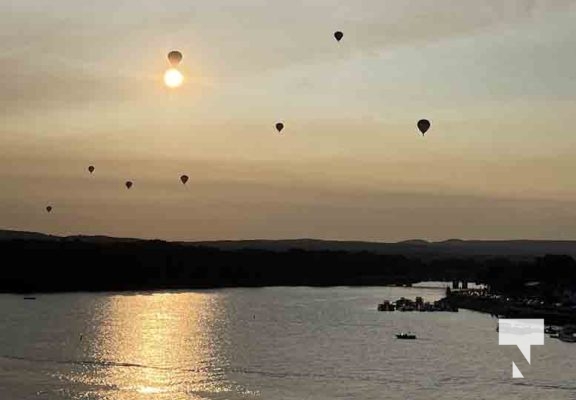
[2,1,576,241]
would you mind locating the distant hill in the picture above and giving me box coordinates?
[1,229,576,258]
[191,238,576,258]
[66,235,141,243]
[1,229,575,293]
[0,230,57,241]
[0,230,140,244]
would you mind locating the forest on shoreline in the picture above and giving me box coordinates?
[1,238,575,296]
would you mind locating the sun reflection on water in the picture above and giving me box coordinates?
[136,385,164,394]
[68,292,238,399]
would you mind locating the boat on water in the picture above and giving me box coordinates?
[545,325,561,334]
[378,297,457,312]
[548,326,576,342]
[23,297,36,300]
[377,301,395,311]
[559,332,576,343]
[396,332,417,340]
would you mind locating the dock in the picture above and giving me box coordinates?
[378,296,458,312]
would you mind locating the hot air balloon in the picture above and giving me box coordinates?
[46,206,52,213]
[125,181,133,189]
[275,122,284,133]
[180,175,189,185]
[417,119,431,135]
[88,165,95,174]
[168,51,183,66]
[334,31,343,42]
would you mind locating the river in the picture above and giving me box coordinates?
[0,286,574,399]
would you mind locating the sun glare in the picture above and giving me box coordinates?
[164,68,184,88]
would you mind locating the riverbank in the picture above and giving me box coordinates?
[447,291,576,326]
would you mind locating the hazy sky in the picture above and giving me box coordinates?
[2,1,576,241]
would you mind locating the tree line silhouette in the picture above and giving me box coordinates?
[0,239,575,295]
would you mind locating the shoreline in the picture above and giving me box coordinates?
[447,292,576,326]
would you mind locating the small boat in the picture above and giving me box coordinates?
[545,326,561,334]
[23,297,37,300]
[396,332,417,340]
[559,333,576,343]
[377,301,395,311]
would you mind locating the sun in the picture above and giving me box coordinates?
[164,68,184,88]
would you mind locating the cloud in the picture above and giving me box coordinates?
[3,164,576,241]
[183,0,576,74]
[1,0,574,113]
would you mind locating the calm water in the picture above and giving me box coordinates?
[0,286,575,399]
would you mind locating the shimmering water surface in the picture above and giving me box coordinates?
[0,286,574,399]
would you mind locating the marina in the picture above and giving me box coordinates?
[378,296,458,312]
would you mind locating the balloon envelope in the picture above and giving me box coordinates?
[88,166,95,174]
[334,31,343,41]
[180,175,189,184]
[46,206,52,213]
[168,51,183,66]
[417,119,431,135]
[275,122,284,132]
[125,181,133,189]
